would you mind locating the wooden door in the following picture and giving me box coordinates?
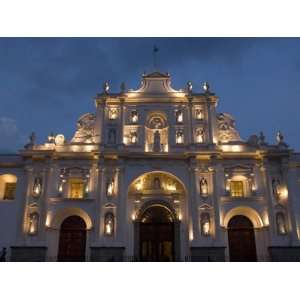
[139,206,174,262]
[57,216,86,262]
[228,215,257,262]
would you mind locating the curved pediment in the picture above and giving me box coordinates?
[128,71,184,96]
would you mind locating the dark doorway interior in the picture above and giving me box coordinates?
[139,206,174,262]
[228,215,257,262]
[57,215,87,262]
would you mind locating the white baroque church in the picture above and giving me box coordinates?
[1,71,300,262]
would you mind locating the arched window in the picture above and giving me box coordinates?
[0,174,17,200]
[104,212,115,236]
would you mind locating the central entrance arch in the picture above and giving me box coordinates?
[228,215,257,262]
[57,215,87,262]
[139,205,174,262]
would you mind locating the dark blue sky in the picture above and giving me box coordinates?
[0,38,300,153]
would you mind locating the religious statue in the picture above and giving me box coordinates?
[24,132,36,149]
[200,178,208,196]
[276,212,287,235]
[28,212,39,235]
[272,178,281,199]
[108,128,116,144]
[107,179,115,197]
[32,177,42,198]
[176,131,184,144]
[203,81,210,93]
[196,128,204,143]
[196,108,204,120]
[48,132,55,143]
[153,130,161,152]
[131,110,138,123]
[120,82,126,93]
[176,110,183,123]
[153,177,161,190]
[103,81,110,94]
[200,213,210,236]
[131,132,138,144]
[187,81,193,94]
[258,131,266,145]
[104,213,114,236]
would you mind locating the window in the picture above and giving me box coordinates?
[69,178,84,199]
[230,181,244,197]
[3,182,16,200]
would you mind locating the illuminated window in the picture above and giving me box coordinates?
[3,182,16,200]
[230,181,244,197]
[69,178,84,199]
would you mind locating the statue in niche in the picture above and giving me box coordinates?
[153,177,161,190]
[107,179,115,197]
[104,213,114,236]
[28,212,39,235]
[196,109,204,120]
[272,178,281,199]
[108,128,116,144]
[196,128,204,143]
[32,177,42,198]
[200,178,208,196]
[153,130,161,152]
[200,212,210,236]
[276,212,287,235]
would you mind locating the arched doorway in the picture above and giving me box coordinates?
[228,215,257,262]
[139,205,174,262]
[57,216,87,262]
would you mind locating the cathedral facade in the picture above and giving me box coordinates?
[1,71,300,261]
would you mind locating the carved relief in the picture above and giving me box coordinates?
[71,113,96,143]
[217,113,242,143]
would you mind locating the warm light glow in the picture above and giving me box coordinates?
[167,182,176,191]
[176,111,183,123]
[203,221,210,235]
[108,108,118,120]
[107,181,114,197]
[58,182,63,193]
[131,212,136,221]
[45,212,52,227]
[280,187,288,199]
[221,145,243,152]
[135,180,142,191]
[130,132,138,144]
[189,228,194,241]
[195,108,204,120]
[131,111,138,123]
[178,212,182,221]
[105,222,112,235]
[176,131,184,144]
